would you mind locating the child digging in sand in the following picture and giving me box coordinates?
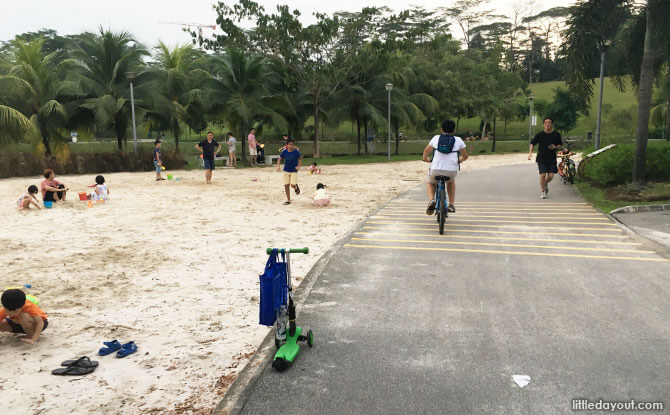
[0,288,48,345]
[313,183,331,207]
[17,185,41,209]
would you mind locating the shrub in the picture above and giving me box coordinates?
[0,150,186,179]
[581,142,670,186]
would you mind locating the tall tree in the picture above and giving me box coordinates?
[69,28,148,151]
[0,39,76,155]
[145,42,208,152]
[204,50,287,161]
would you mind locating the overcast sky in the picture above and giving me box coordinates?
[1,0,575,48]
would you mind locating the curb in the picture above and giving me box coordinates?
[606,212,670,259]
[212,186,421,415]
[609,204,670,214]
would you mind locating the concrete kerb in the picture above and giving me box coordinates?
[213,186,422,415]
[605,211,670,259]
[609,203,670,214]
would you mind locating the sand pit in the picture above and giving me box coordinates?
[0,154,527,414]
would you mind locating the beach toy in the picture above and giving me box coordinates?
[167,174,174,180]
[44,201,53,209]
[78,192,88,201]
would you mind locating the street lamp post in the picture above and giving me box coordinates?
[528,94,534,142]
[594,43,609,150]
[126,72,138,154]
[385,83,393,161]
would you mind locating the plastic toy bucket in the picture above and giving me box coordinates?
[78,192,87,201]
[44,201,53,209]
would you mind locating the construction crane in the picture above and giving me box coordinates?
[158,21,216,39]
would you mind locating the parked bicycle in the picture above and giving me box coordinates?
[557,142,577,184]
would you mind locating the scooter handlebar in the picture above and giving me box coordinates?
[266,247,309,255]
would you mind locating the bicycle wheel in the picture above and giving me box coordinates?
[438,183,447,234]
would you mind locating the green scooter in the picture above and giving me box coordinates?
[266,247,314,372]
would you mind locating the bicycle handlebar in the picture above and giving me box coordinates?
[266,247,309,255]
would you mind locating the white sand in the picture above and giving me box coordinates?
[0,154,527,414]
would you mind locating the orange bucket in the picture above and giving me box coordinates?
[78,191,87,201]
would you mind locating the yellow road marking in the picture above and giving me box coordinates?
[356,231,641,245]
[371,217,618,226]
[382,209,601,215]
[376,213,611,221]
[350,237,652,254]
[343,244,670,262]
[366,221,622,232]
[388,202,591,206]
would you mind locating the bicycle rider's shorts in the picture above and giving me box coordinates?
[427,168,457,184]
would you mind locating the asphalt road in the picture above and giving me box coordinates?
[236,164,670,415]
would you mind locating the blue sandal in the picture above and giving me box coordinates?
[98,340,122,356]
[116,341,137,358]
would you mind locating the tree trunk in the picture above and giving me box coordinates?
[394,118,400,155]
[313,89,321,159]
[632,6,655,186]
[491,117,497,152]
[364,119,369,155]
[356,117,361,155]
[115,116,124,151]
[240,123,246,162]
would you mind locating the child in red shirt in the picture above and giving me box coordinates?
[0,289,48,345]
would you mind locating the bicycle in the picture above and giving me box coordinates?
[434,175,450,235]
[557,142,577,184]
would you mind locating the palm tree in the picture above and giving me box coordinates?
[204,50,287,162]
[69,28,148,151]
[143,42,208,152]
[0,39,76,155]
[0,105,34,145]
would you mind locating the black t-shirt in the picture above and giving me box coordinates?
[198,139,219,159]
[531,130,562,162]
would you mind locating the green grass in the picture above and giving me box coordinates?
[575,180,670,212]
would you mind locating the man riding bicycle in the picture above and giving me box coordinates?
[423,119,469,215]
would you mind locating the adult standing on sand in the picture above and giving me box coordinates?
[248,128,258,167]
[196,132,221,184]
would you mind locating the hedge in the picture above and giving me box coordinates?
[580,142,670,186]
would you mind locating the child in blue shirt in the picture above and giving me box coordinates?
[276,138,302,205]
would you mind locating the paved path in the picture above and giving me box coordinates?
[234,164,670,414]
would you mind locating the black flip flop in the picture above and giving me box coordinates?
[61,356,99,368]
[52,365,97,376]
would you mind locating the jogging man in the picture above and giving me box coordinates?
[528,117,563,199]
[195,131,221,184]
[423,119,468,215]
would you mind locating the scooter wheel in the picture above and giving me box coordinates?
[272,357,288,372]
[307,330,314,348]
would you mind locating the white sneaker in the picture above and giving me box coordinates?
[541,191,547,199]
